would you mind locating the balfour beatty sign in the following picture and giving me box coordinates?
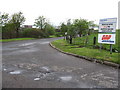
[98,18,117,44]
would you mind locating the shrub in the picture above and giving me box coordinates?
[55,32,61,37]
[21,28,47,38]
[2,23,16,39]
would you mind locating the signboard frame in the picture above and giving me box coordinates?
[98,18,117,44]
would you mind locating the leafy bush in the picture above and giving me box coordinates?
[55,32,62,37]
[21,28,47,38]
[2,23,16,39]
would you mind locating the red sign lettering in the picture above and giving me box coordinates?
[102,35,111,40]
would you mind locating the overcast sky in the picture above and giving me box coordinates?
[0,0,119,27]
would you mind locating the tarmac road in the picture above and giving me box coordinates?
[2,37,118,88]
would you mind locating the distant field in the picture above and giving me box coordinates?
[0,38,35,42]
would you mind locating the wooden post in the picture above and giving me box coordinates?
[93,37,96,48]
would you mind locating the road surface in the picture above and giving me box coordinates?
[2,37,118,88]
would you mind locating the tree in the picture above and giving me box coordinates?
[60,23,68,36]
[34,16,47,30]
[73,18,89,37]
[10,12,25,38]
[67,24,76,44]
[66,19,77,44]
[2,23,16,39]
[0,12,9,26]
[88,21,97,35]
[44,23,55,35]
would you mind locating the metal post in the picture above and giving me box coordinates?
[110,44,112,54]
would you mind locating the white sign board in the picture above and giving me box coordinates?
[99,18,117,32]
[98,34,116,44]
[98,18,117,44]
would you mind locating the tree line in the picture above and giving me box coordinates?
[60,19,97,44]
[0,12,97,40]
[0,12,56,39]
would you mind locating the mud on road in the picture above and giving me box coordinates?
[2,37,118,88]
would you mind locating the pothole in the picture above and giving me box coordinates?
[33,72,53,81]
[33,66,54,81]
[3,68,7,71]
[34,78,40,81]
[39,66,53,74]
[17,63,41,70]
[41,66,50,72]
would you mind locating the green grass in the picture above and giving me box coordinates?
[49,35,57,38]
[0,38,35,42]
[49,35,63,38]
[72,30,119,52]
[51,39,119,64]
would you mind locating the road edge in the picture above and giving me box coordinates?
[49,42,119,69]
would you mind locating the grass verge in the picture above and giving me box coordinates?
[49,35,57,38]
[72,30,119,52]
[51,39,119,64]
[0,38,35,42]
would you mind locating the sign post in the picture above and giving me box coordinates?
[98,18,117,54]
[110,44,112,54]
[100,43,102,50]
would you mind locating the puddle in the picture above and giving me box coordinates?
[3,68,7,71]
[81,74,87,78]
[60,76,72,81]
[34,78,40,81]
[9,70,22,75]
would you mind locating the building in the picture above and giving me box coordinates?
[23,25,33,28]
